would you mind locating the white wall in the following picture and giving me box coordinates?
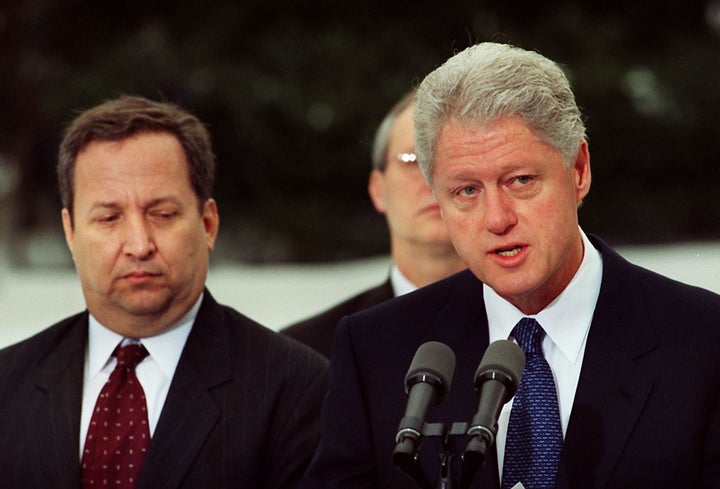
[1,242,719,348]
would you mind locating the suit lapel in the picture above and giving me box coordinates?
[27,315,87,489]
[138,292,232,489]
[423,271,501,489]
[558,240,657,489]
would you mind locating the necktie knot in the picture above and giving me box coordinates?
[114,343,148,370]
[511,317,545,354]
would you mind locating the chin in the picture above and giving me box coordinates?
[120,292,174,316]
[478,271,536,297]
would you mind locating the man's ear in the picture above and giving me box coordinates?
[573,140,592,203]
[61,208,75,259]
[202,198,220,251]
[367,170,387,214]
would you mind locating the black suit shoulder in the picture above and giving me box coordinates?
[0,311,86,356]
[0,312,87,398]
[592,235,720,321]
[341,269,484,347]
[281,279,394,358]
[204,296,329,377]
[0,312,88,489]
[591,237,720,378]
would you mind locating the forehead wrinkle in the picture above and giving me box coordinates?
[438,118,549,171]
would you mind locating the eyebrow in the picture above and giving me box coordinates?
[87,197,183,213]
[87,201,120,212]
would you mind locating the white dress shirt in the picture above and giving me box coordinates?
[484,229,603,478]
[390,264,418,297]
[79,294,201,458]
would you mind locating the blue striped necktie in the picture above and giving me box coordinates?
[502,318,563,489]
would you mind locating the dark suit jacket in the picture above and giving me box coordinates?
[0,290,328,489]
[281,280,395,358]
[301,236,720,489]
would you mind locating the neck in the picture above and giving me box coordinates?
[391,240,466,288]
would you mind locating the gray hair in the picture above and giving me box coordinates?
[414,42,586,182]
[371,89,417,171]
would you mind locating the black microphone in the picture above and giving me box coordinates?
[393,341,456,465]
[462,339,525,480]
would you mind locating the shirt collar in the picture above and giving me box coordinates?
[86,294,202,378]
[390,264,417,297]
[484,229,603,364]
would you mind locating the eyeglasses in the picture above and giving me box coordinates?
[396,153,417,164]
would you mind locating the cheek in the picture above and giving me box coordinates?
[443,214,474,248]
[71,234,103,264]
[442,203,478,230]
[176,229,208,260]
[547,191,579,225]
[72,244,114,290]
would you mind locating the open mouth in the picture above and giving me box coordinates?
[495,245,523,257]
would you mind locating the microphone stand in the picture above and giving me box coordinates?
[393,421,488,489]
[436,451,455,489]
[393,420,445,489]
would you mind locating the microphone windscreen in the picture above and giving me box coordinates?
[474,339,525,391]
[405,341,456,394]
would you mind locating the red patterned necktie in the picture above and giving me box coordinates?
[82,343,151,489]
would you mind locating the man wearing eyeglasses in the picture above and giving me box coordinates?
[282,90,466,358]
[300,43,720,489]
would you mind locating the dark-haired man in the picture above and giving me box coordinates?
[0,95,327,489]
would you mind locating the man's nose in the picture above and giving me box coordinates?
[483,189,518,235]
[122,217,156,259]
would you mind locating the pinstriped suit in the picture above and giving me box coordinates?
[0,290,327,489]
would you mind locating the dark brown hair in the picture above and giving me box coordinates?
[57,95,215,222]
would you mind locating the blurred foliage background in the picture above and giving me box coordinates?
[1,0,719,266]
